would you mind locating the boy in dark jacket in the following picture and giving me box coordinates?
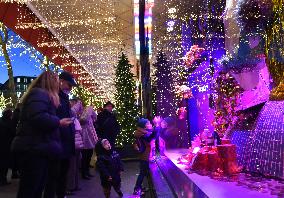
[133,118,157,195]
[96,139,123,198]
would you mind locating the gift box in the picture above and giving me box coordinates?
[220,159,240,175]
[191,152,208,171]
[207,151,220,172]
[217,144,238,175]
[217,144,237,160]
[221,138,231,145]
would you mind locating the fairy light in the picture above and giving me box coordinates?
[0,93,12,112]
[3,0,136,101]
[153,51,176,117]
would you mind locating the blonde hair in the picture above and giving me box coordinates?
[21,71,60,107]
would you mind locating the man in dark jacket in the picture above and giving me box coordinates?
[96,101,120,148]
[44,71,76,198]
[0,109,13,186]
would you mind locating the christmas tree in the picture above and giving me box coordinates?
[153,51,176,117]
[71,85,103,109]
[114,53,139,146]
[213,72,242,136]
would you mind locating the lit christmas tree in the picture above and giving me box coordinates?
[114,53,139,146]
[213,72,242,136]
[153,51,176,117]
[71,85,104,109]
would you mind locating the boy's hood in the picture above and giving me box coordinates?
[95,140,111,156]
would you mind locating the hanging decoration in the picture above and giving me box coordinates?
[175,85,192,99]
[183,45,205,69]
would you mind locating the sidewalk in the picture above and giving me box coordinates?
[0,161,152,198]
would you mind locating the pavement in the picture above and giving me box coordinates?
[0,161,153,198]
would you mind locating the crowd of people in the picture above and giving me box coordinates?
[0,70,177,198]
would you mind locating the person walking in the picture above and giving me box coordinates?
[11,71,73,198]
[96,101,120,148]
[0,108,13,186]
[44,71,77,198]
[80,104,98,179]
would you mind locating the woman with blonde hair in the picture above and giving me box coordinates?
[11,71,73,198]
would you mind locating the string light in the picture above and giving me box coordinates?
[0,0,136,101]
[153,51,176,117]
[0,93,12,112]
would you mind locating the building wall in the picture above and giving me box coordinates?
[0,76,36,99]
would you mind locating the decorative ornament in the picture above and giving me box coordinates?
[175,85,192,99]
[213,72,242,136]
[177,107,187,120]
[183,45,205,68]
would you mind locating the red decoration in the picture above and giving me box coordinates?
[184,45,205,67]
[221,138,231,145]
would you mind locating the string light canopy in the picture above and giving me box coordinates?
[1,0,135,101]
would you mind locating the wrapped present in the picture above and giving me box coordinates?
[221,160,240,175]
[207,151,220,172]
[217,144,237,160]
[191,152,208,171]
[217,144,239,175]
[200,146,211,152]
[221,138,231,145]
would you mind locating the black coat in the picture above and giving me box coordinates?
[0,117,14,168]
[56,90,75,158]
[96,143,123,187]
[96,110,120,147]
[11,88,62,158]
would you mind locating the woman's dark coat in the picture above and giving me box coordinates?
[11,88,62,158]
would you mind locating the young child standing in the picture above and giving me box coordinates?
[133,118,157,195]
[96,139,123,198]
